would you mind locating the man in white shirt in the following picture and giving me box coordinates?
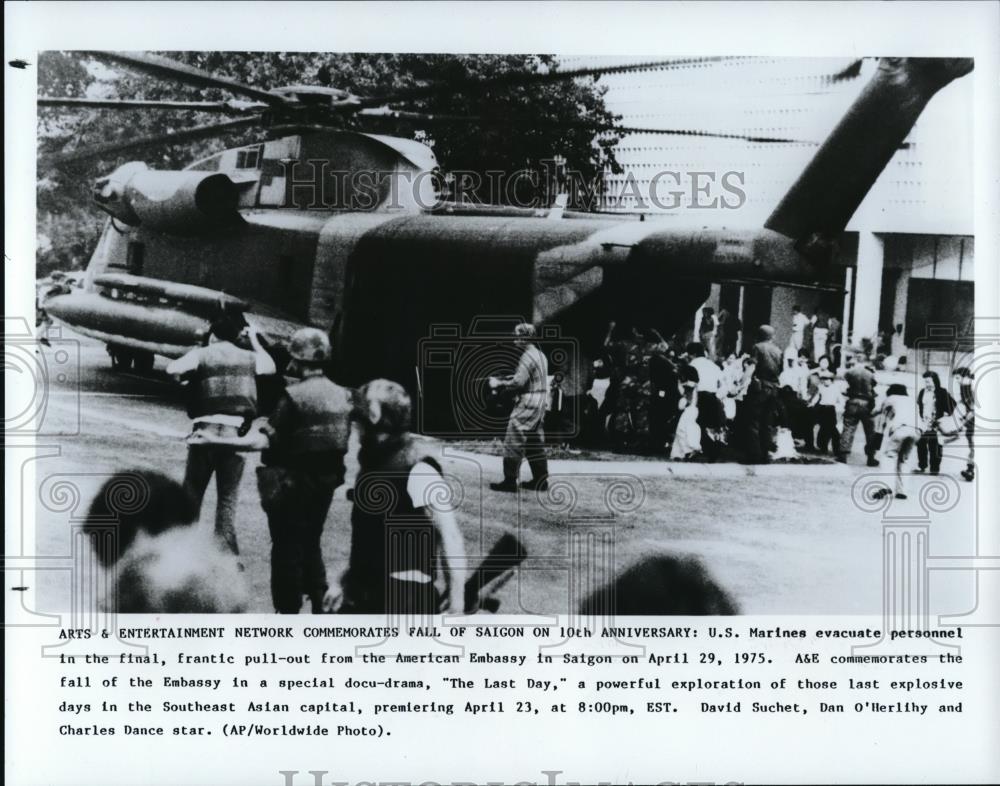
[688,343,722,397]
[686,342,725,460]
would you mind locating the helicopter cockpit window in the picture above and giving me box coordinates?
[187,153,222,172]
[236,145,264,170]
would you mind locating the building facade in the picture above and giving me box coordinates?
[562,56,974,356]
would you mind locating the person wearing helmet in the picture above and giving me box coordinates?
[488,322,550,491]
[838,353,879,466]
[741,324,783,464]
[331,379,466,615]
[166,307,276,556]
[254,327,353,614]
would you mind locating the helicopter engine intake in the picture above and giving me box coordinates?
[93,162,240,232]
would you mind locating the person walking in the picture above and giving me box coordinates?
[838,354,879,466]
[167,309,276,556]
[811,371,843,454]
[915,370,955,475]
[333,379,466,615]
[255,328,353,614]
[742,325,783,464]
[489,323,550,491]
[954,366,976,481]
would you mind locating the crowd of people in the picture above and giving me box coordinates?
[544,311,975,474]
[82,315,742,617]
[76,308,975,616]
[82,312,472,616]
[543,317,836,463]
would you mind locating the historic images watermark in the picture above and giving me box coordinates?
[277,770,744,786]
[280,159,748,213]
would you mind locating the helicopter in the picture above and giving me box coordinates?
[39,53,973,431]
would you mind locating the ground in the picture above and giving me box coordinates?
[16,331,981,616]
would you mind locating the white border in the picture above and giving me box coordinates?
[5,3,999,784]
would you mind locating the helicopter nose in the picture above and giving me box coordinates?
[93,161,148,201]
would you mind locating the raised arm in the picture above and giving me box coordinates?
[247,326,277,376]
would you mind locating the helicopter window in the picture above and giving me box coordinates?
[236,145,264,170]
[187,154,222,172]
[126,242,144,275]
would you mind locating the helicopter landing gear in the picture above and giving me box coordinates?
[107,345,155,374]
[108,345,133,371]
[132,351,155,374]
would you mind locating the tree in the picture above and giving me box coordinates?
[36,52,623,276]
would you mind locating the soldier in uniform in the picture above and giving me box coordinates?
[167,310,276,556]
[255,328,353,614]
[488,323,550,492]
[333,379,466,615]
[742,324,784,464]
[838,354,880,466]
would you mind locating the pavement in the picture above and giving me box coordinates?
[12,331,982,616]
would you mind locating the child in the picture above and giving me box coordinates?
[872,383,919,500]
[809,370,843,454]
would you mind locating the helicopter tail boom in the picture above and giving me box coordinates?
[765,57,973,247]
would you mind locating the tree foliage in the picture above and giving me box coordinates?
[36,52,623,276]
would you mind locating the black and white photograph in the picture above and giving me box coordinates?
[26,49,983,616]
[5,3,999,785]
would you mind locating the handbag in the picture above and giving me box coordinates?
[935,413,964,442]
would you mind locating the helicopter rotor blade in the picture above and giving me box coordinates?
[352,57,732,109]
[38,96,268,114]
[81,51,288,106]
[40,116,261,169]
[594,124,818,145]
[355,106,479,123]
